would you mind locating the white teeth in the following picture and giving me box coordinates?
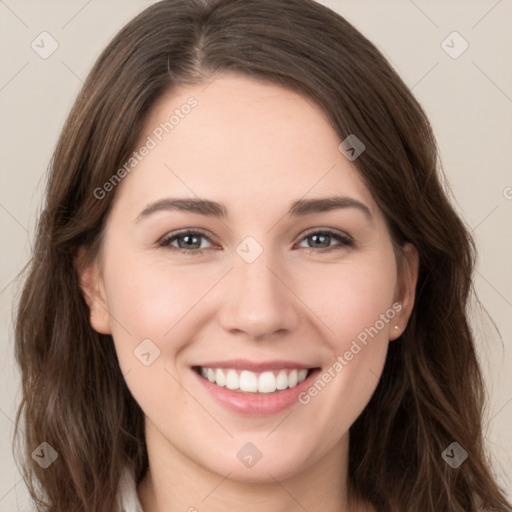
[288,369,298,387]
[215,368,226,387]
[225,369,239,390]
[198,367,311,393]
[276,370,288,390]
[258,371,276,393]
[298,369,308,383]
[239,370,258,392]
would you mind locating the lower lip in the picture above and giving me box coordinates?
[192,368,321,416]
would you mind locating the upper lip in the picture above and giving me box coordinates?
[193,359,318,372]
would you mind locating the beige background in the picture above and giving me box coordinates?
[1,0,511,509]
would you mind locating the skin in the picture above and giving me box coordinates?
[79,73,418,512]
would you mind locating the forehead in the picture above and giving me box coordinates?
[111,74,379,222]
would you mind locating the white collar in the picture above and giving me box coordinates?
[118,466,144,512]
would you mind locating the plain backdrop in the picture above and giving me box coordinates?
[0,0,511,510]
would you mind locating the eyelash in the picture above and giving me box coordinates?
[158,228,354,256]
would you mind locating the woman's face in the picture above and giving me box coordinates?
[81,74,418,483]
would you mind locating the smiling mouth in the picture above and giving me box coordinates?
[192,366,318,394]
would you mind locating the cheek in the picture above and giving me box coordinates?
[101,251,212,407]
[303,250,397,346]
[294,251,396,420]
[103,250,216,339]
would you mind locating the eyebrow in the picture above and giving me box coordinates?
[135,195,373,223]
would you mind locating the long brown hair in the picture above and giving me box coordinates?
[13,0,511,511]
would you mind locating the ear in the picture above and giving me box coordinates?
[75,247,112,335]
[389,242,419,341]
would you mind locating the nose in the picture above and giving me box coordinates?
[218,249,301,341]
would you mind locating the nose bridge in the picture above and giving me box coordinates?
[219,238,299,339]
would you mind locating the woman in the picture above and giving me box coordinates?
[13,0,512,511]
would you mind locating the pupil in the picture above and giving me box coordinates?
[181,235,199,249]
[311,234,329,248]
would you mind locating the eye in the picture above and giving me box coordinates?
[158,228,354,256]
[158,229,214,255]
[295,228,354,253]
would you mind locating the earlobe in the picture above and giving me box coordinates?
[75,248,112,335]
[390,243,419,341]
